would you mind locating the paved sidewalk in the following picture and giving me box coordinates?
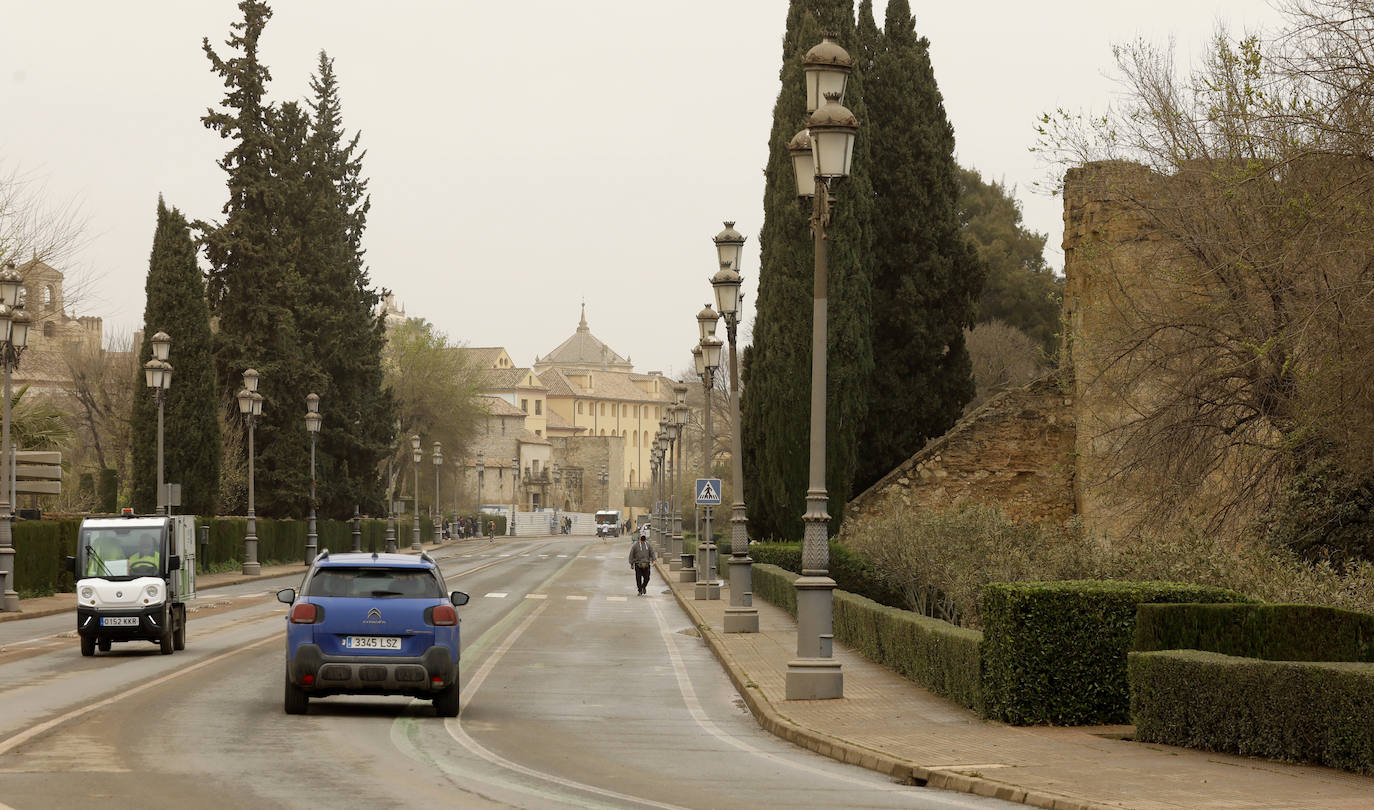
[0,536,486,624]
[657,560,1374,810]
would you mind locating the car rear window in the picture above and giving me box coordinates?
[304,567,443,598]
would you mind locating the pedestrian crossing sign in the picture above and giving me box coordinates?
[695,478,722,505]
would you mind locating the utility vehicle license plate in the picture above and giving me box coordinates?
[101,617,138,627]
[345,636,401,650]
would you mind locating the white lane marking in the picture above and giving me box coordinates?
[556,554,569,558]
[564,595,587,601]
[646,598,918,795]
[524,594,547,600]
[499,554,511,558]
[0,632,279,756]
[484,593,508,599]
[606,596,627,602]
[445,603,691,810]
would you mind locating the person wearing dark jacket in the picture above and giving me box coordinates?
[627,530,657,595]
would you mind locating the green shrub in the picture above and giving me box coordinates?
[981,580,1253,725]
[747,541,906,608]
[751,563,798,616]
[1135,603,1374,662]
[13,519,81,592]
[1130,650,1374,774]
[834,590,984,712]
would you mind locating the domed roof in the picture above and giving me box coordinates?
[533,304,633,373]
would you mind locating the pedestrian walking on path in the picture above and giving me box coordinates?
[628,528,656,595]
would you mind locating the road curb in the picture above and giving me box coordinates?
[655,561,1110,810]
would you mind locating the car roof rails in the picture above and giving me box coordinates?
[419,551,434,564]
[372,551,379,560]
[316,548,329,561]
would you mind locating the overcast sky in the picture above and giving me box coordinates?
[1,1,1286,378]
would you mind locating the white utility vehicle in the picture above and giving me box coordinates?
[67,514,197,656]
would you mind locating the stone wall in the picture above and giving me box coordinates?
[846,373,1077,526]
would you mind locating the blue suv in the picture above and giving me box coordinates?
[276,550,470,716]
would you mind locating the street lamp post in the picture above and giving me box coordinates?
[598,464,608,511]
[511,455,520,537]
[671,387,688,574]
[552,464,562,534]
[236,369,264,576]
[781,34,859,699]
[410,434,422,551]
[695,310,723,601]
[713,223,759,633]
[143,331,173,515]
[432,441,443,544]
[476,451,485,534]
[304,393,322,564]
[0,264,30,611]
[386,455,397,552]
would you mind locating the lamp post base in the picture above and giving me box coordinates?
[724,556,758,632]
[242,561,261,576]
[785,657,844,700]
[678,554,697,583]
[694,581,720,600]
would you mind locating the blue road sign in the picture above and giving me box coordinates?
[695,478,722,505]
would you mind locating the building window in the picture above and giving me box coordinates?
[643,431,648,446]
[43,321,55,338]
[633,431,638,446]
[654,406,660,419]
[535,400,542,415]
[535,429,541,437]
[521,399,528,413]
[641,405,647,418]
[600,429,606,436]
[599,402,605,416]
[577,401,584,415]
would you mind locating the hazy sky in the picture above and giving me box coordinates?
[1,1,1286,378]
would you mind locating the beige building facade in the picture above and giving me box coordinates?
[12,258,103,396]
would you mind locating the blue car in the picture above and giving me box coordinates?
[276,550,470,716]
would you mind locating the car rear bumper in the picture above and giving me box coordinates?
[287,643,457,695]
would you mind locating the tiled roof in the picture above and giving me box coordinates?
[480,396,525,417]
[534,306,632,372]
[545,410,585,432]
[458,347,507,369]
[537,368,672,403]
[481,367,545,391]
[517,430,551,446]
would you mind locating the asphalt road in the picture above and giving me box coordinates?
[0,535,1016,809]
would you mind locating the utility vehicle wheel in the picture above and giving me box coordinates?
[98,637,111,652]
[80,635,95,657]
[159,625,174,655]
[173,606,186,650]
[284,673,309,715]
[433,680,460,718]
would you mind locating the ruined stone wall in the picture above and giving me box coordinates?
[846,374,1077,526]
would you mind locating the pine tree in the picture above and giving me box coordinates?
[297,52,395,518]
[852,0,983,492]
[743,0,873,542]
[200,0,311,517]
[130,198,221,516]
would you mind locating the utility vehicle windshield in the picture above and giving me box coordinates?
[78,527,164,578]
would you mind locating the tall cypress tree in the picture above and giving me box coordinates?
[131,198,221,516]
[853,0,983,492]
[200,0,311,517]
[298,52,394,518]
[743,0,873,542]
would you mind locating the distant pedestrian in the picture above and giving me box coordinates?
[628,527,656,595]
[488,519,495,541]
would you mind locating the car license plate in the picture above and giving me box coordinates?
[101,616,138,627]
[345,636,401,650]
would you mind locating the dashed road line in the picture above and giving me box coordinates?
[484,592,508,599]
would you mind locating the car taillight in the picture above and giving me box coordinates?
[290,603,322,624]
[428,604,457,626]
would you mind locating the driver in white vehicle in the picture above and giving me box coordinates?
[128,535,160,575]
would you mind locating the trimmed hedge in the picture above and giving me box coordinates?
[747,541,906,609]
[752,563,984,711]
[13,519,83,594]
[1135,603,1374,662]
[1130,649,1374,774]
[981,580,1253,725]
[751,563,798,616]
[834,589,984,712]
